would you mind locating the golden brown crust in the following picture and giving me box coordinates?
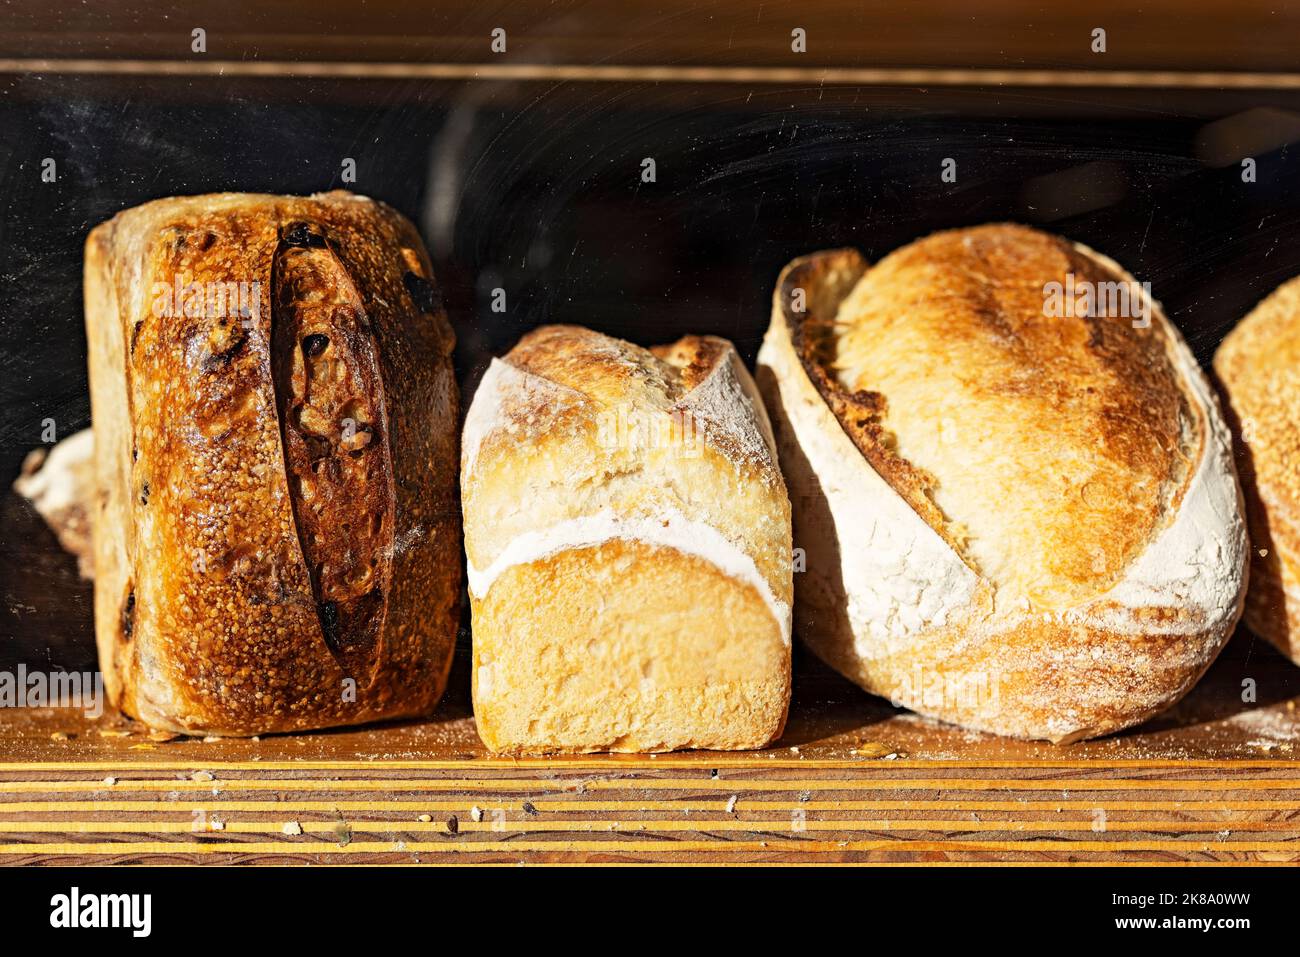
[649,334,730,389]
[508,324,687,407]
[504,326,751,443]
[778,249,957,545]
[462,324,792,753]
[464,325,789,590]
[804,226,1195,603]
[1214,275,1300,661]
[759,226,1247,742]
[85,191,461,735]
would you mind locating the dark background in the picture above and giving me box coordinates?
[3,1,1300,670]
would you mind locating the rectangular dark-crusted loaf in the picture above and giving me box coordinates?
[84,191,461,735]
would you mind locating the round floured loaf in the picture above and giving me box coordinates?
[462,325,792,753]
[757,224,1247,742]
[1214,276,1300,665]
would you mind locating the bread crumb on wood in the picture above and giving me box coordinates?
[333,821,352,846]
[282,821,302,836]
[851,741,892,758]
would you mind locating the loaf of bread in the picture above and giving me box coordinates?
[84,191,461,735]
[757,224,1247,742]
[14,428,96,579]
[462,325,792,753]
[1215,277,1300,665]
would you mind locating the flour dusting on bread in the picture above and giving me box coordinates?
[462,324,792,753]
[759,226,1247,742]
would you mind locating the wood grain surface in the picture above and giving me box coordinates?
[1,635,1298,865]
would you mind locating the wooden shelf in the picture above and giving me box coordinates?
[2,638,1298,865]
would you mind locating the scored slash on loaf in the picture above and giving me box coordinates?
[461,325,793,753]
[757,224,1248,742]
[84,191,462,735]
